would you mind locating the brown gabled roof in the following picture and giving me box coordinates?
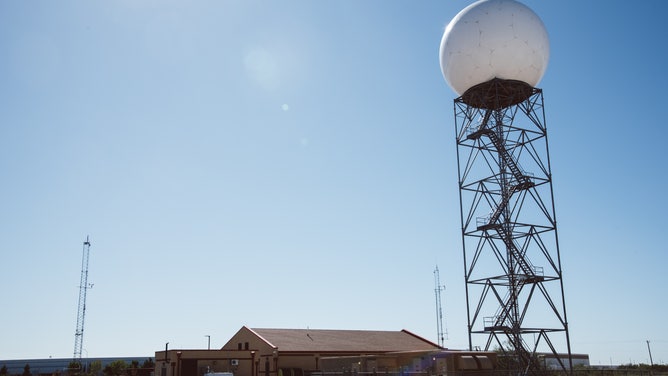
[248,327,439,353]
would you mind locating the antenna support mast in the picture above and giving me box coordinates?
[434,266,447,347]
[73,236,92,362]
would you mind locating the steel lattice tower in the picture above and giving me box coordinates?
[454,79,572,375]
[73,236,92,362]
[434,266,447,348]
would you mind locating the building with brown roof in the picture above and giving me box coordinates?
[155,326,463,376]
[229,327,441,353]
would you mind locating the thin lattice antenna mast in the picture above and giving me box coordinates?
[434,266,448,347]
[73,236,92,362]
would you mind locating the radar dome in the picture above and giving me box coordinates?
[439,0,549,96]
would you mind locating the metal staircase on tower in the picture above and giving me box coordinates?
[466,109,541,281]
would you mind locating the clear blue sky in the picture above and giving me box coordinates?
[1,0,666,367]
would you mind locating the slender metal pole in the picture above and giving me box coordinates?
[206,335,211,350]
[646,340,654,367]
[74,237,92,362]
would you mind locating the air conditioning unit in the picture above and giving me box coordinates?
[231,360,239,366]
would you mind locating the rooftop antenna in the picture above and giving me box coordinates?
[434,266,448,348]
[73,236,93,363]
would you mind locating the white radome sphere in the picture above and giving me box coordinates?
[439,0,549,95]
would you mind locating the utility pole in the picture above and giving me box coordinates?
[647,340,654,368]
